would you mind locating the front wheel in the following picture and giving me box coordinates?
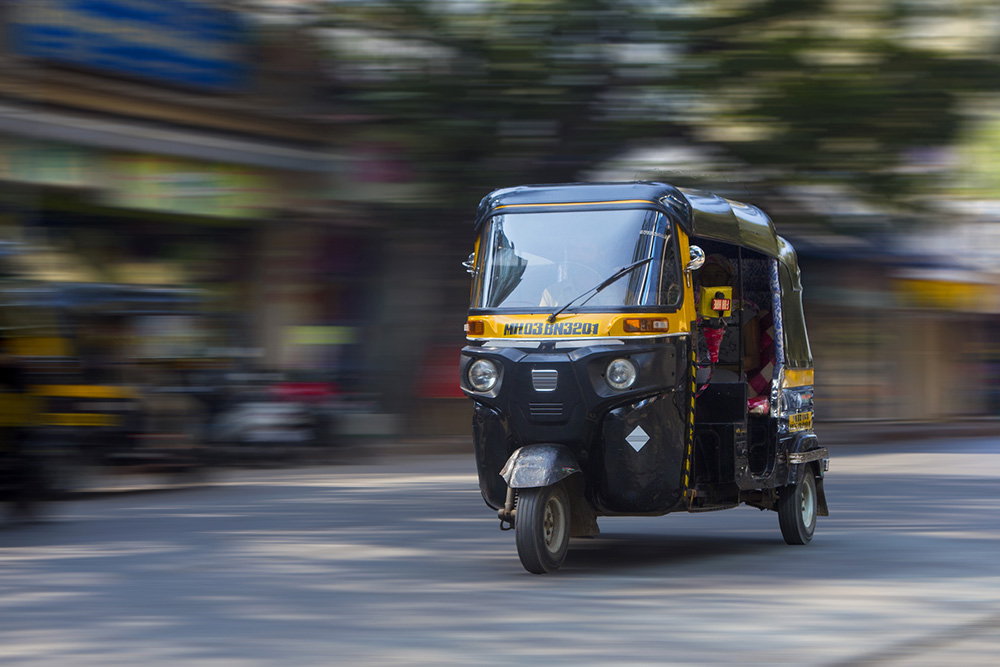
[777,472,817,545]
[515,483,571,574]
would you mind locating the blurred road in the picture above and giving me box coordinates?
[2,438,999,666]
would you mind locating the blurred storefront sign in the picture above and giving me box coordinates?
[807,285,895,309]
[901,218,1000,276]
[0,103,331,173]
[0,142,289,220]
[0,138,97,188]
[892,270,1000,313]
[111,261,186,286]
[287,326,359,347]
[0,1,343,396]
[8,0,247,92]
[12,247,105,283]
[103,155,280,219]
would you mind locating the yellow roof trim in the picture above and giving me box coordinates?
[493,199,655,210]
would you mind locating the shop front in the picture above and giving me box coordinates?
[801,254,1000,423]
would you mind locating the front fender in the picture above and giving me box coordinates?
[500,444,581,489]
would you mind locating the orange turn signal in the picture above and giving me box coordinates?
[623,318,669,333]
[466,320,485,336]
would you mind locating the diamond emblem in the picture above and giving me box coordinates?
[626,425,649,452]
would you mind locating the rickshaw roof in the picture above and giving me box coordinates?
[476,182,797,270]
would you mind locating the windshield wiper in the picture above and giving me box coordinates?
[547,257,654,323]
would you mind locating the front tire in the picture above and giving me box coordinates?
[515,483,571,574]
[777,472,817,545]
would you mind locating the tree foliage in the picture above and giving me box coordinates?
[314,0,1000,209]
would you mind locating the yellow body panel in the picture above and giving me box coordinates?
[781,369,815,388]
[0,394,41,427]
[676,229,699,325]
[6,337,73,357]
[467,312,692,340]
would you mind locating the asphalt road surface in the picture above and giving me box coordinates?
[2,437,999,666]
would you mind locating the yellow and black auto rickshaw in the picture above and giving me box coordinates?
[0,281,210,488]
[460,182,829,573]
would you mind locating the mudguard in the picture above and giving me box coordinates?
[784,432,830,517]
[500,444,581,489]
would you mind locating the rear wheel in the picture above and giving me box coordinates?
[777,472,817,545]
[515,483,571,574]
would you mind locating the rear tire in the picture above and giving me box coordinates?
[778,472,817,545]
[515,483,571,574]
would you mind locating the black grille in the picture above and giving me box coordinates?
[531,369,558,391]
[529,402,563,417]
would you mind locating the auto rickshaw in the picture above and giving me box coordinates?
[0,280,209,486]
[460,182,829,573]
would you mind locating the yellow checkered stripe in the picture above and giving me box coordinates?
[684,340,696,502]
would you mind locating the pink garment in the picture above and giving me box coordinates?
[748,395,770,416]
[702,324,725,364]
[747,309,775,399]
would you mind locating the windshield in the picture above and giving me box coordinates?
[472,208,681,311]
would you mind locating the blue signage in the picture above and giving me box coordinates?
[9,0,248,92]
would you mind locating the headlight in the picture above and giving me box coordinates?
[468,358,499,392]
[605,358,637,390]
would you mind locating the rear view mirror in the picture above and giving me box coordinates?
[686,245,705,272]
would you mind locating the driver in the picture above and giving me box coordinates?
[539,247,595,308]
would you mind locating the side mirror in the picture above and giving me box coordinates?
[462,252,476,275]
[686,245,705,272]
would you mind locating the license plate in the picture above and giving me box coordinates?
[788,412,812,432]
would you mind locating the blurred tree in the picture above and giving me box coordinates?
[307,0,1000,214]
[678,0,1000,204]
[313,0,691,213]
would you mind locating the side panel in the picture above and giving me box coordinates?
[596,392,687,514]
[472,403,516,509]
[693,382,747,499]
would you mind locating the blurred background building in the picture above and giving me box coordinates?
[0,0,997,456]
